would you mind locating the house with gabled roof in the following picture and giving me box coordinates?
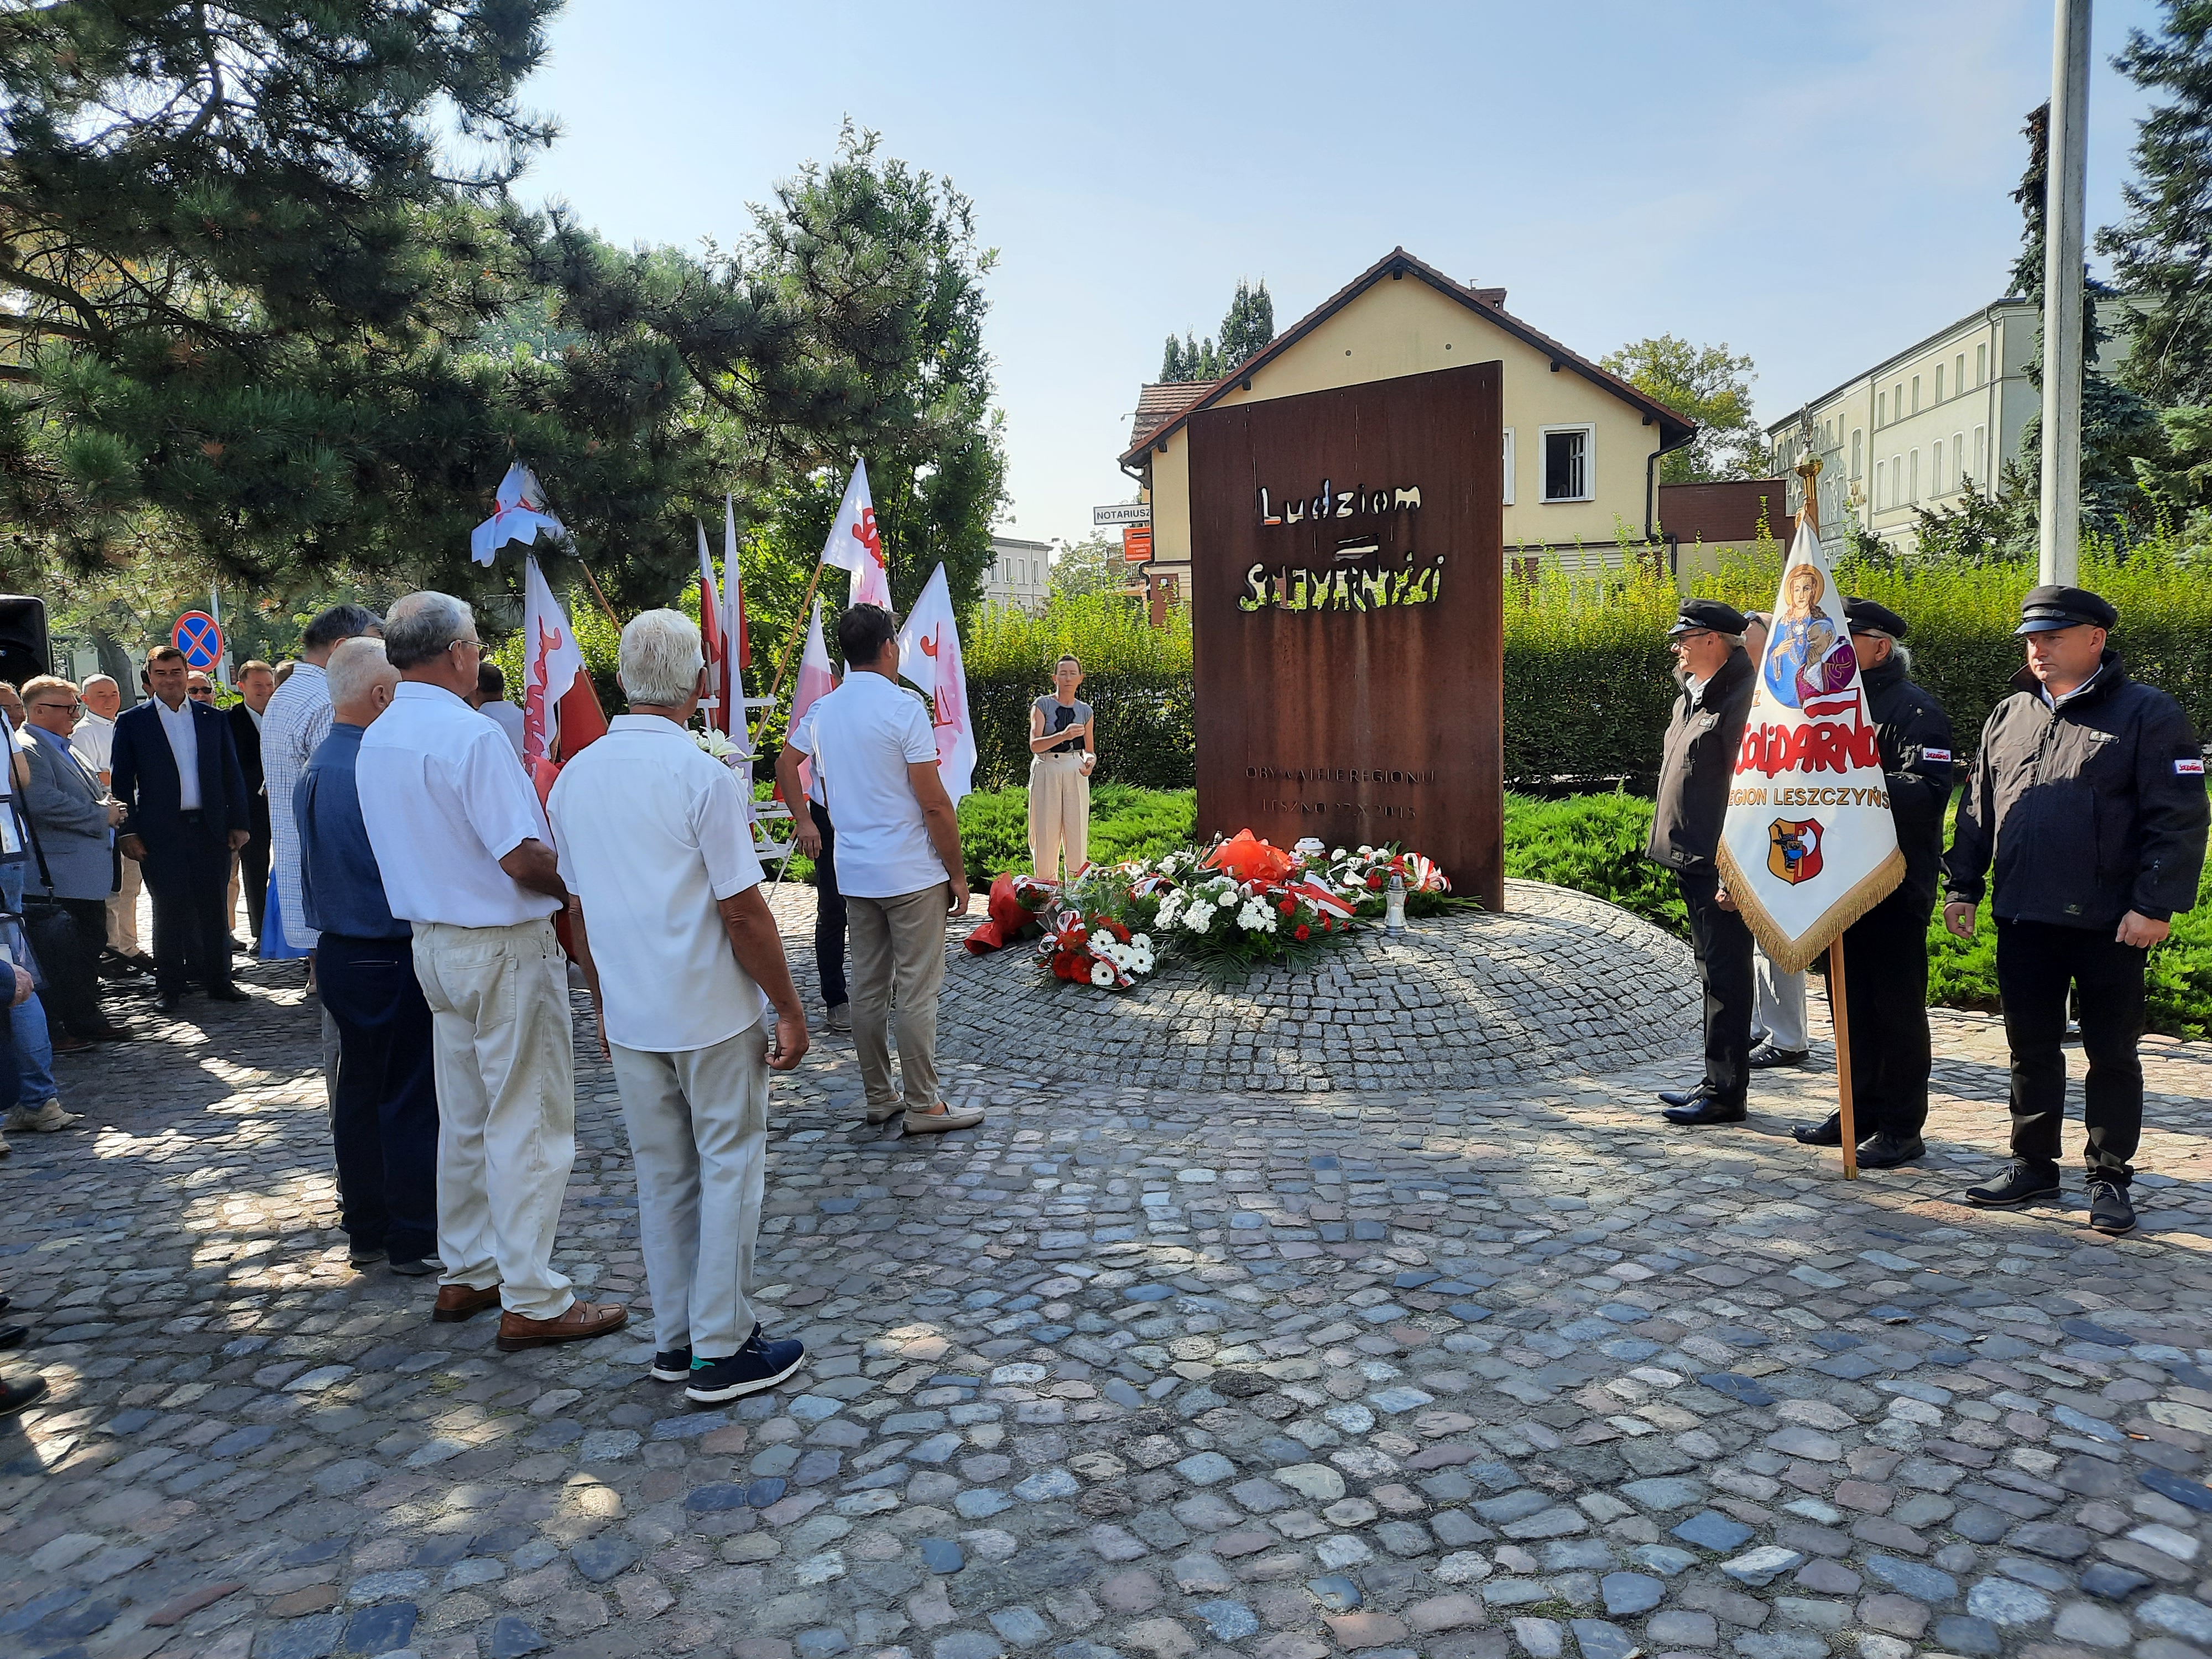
[1118,248,1698,594]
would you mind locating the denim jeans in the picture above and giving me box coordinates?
[0,858,57,1107]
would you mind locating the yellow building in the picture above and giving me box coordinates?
[1119,248,1697,590]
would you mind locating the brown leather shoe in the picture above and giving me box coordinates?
[432,1282,502,1322]
[495,1301,629,1353]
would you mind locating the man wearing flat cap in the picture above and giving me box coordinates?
[1945,585,2208,1234]
[1648,597,1758,1125]
[1790,598,1955,1167]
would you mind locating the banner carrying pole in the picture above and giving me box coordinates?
[764,560,829,708]
[1795,452,1859,1180]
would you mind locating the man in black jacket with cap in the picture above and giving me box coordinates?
[1648,597,1757,1126]
[1945,585,2208,1235]
[1791,598,1955,1167]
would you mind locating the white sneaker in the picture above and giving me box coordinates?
[4,1100,80,1133]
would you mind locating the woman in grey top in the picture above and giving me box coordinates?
[1029,655,1095,881]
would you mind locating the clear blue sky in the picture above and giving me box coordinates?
[514,0,2168,552]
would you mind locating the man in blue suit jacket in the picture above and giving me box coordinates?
[111,646,252,1010]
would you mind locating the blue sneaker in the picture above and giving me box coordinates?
[686,1329,805,1404]
[650,1347,692,1383]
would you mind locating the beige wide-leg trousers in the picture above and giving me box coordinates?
[1029,753,1090,881]
[848,883,950,1117]
[611,1019,771,1359]
[410,916,578,1319]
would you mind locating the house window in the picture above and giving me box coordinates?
[1976,343,1988,385]
[1932,438,1944,493]
[1936,364,1946,403]
[1974,425,1987,479]
[1955,353,1966,393]
[1877,392,1886,427]
[1501,429,1516,506]
[1953,432,1965,489]
[1541,425,1593,502]
[1851,429,1863,479]
[1873,461,1884,510]
[1909,450,1920,503]
[1891,456,1902,507]
[1911,375,1922,414]
[1895,382,1906,418]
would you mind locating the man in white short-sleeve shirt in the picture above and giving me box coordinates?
[357,591,628,1354]
[551,609,811,1402]
[778,603,978,1136]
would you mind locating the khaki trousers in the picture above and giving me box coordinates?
[410,916,577,1320]
[107,858,142,954]
[611,1020,771,1358]
[848,882,950,1115]
[1029,754,1090,881]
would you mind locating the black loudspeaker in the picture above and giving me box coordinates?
[0,597,48,692]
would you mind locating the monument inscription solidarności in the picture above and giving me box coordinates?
[1187,361,1506,908]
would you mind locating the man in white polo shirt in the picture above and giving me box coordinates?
[356,591,627,1353]
[778,603,978,1135]
[551,609,812,1401]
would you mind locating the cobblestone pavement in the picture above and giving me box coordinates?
[7,887,2212,1659]
[940,883,1703,1093]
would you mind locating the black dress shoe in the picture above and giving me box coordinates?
[155,991,183,1014]
[1855,1132,1926,1170]
[206,985,251,1003]
[2088,1178,2136,1235]
[0,1324,25,1350]
[1966,1162,2062,1207]
[1793,1112,1843,1146]
[0,1375,46,1416]
[1748,1044,1808,1069]
[1657,1081,1712,1109]
[1665,1095,1747,1126]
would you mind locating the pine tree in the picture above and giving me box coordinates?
[0,0,560,576]
[1159,331,1220,384]
[2010,102,2164,536]
[2100,0,2212,406]
[1218,279,1275,370]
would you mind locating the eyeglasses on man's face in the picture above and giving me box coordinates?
[30,700,80,714]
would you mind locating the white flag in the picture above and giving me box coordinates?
[818,460,890,609]
[895,563,976,805]
[521,554,586,768]
[790,597,836,802]
[472,464,566,565]
[1715,519,1904,972]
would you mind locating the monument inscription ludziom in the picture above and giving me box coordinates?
[1186,362,1505,907]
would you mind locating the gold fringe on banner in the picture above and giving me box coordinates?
[1714,843,1908,975]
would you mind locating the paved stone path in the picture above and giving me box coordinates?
[941,883,1702,1093]
[7,886,2212,1659]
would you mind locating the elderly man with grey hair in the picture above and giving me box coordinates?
[357,592,627,1352]
[550,609,810,1400]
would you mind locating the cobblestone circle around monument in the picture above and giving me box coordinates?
[7,886,2212,1659]
[942,882,1704,1092]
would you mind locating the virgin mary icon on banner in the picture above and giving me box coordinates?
[1762,563,1858,709]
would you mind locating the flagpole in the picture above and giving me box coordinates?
[1797,454,1859,1182]
[764,560,830,709]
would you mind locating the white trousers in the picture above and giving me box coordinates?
[107,858,142,953]
[611,1020,771,1358]
[411,917,577,1320]
[1754,948,1808,1051]
[1028,754,1090,882]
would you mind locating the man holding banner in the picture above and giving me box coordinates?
[1648,596,1759,1126]
[1790,599,1955,1168]
[1944,585,2208,1235]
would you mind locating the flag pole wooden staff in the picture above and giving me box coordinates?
[1795,455,1859,1181]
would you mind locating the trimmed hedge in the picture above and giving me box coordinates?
[966,594,1194,791]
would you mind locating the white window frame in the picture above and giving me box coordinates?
[1976,343,1988,387]
[1932,438,1944,494]
[1538,423,1595,504]
[1501,427,1516,506]
[1935,364,1945,403]
[1952,431,1965,491]
[1973,425,1987,481]
[1851,429,1863,479]
[1909,449,1920,503]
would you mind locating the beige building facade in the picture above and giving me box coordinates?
[1766,295,2135,556]
[1120,249,1695,591]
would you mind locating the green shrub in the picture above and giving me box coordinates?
[965,594,1194,791]
[1500,790,1687,936]
[956,783,1196,889]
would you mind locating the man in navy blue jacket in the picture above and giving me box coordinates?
[112,646,251,1010]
